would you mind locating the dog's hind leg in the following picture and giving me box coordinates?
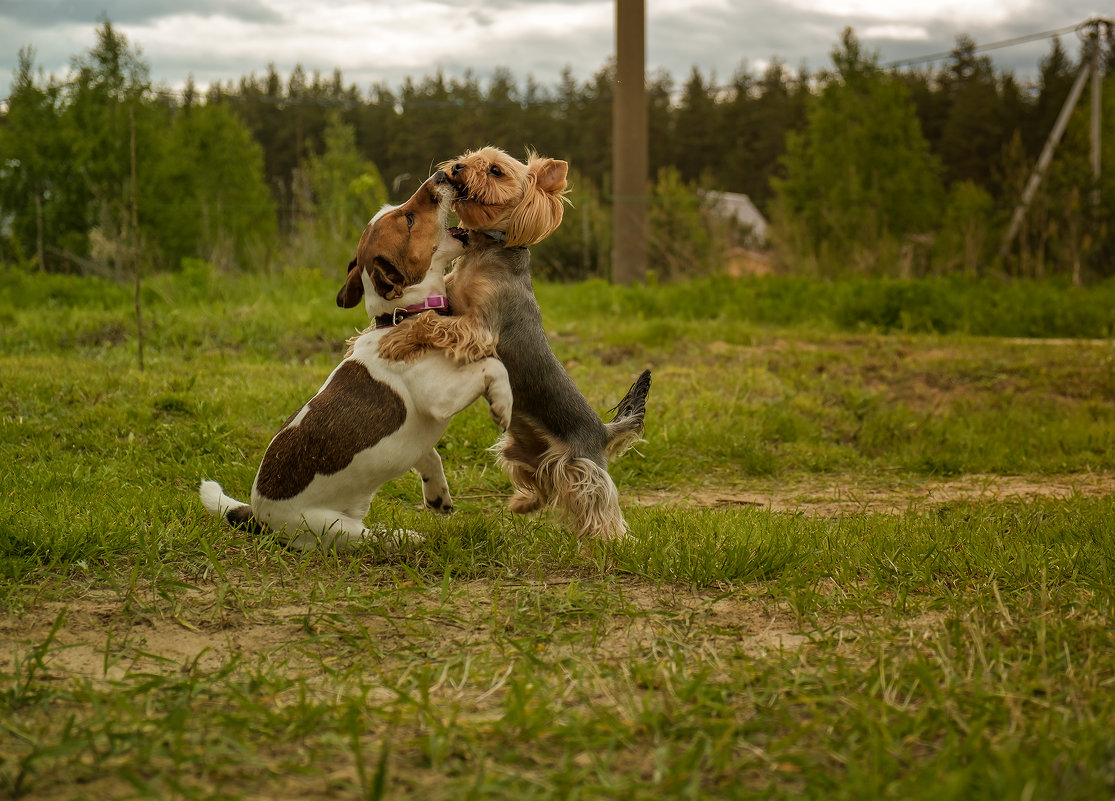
[276,511,367,552]
[494,427,548,515]
[504,461,545,514]
[279,510,424,553]
[413,448,452,513]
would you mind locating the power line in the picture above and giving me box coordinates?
[883,19,1104,70]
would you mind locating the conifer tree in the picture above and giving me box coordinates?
[773,29,943,274]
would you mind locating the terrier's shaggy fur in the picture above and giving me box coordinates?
[380,148,650,539]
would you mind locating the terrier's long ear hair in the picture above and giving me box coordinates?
[504,154,571,247]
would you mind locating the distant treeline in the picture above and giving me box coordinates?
[1,20,1113,281]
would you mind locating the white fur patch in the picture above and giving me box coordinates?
[287,403,311,428]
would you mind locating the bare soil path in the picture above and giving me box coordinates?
[631,472,1115,516]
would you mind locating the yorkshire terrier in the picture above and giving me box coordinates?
[379,147,651,539]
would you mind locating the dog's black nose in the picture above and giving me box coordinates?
[434,170,450,184]
[451,162,465,176]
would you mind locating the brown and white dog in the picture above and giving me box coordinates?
[200,175,512,551]
[379,147,650,540]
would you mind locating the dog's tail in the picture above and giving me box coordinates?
[199,480,264,534]
[603,369,651,460]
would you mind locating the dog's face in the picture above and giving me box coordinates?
[438,146,569,248]
[337,176,453,310]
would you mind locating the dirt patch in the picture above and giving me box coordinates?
[2,579,842,798]
[0,581,797,684]
[5,473,1112,685]
[0,485,1035,801]
[0,569,946,703]
[0,594,324,685]
[630,472,1115,517]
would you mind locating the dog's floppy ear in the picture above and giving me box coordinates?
[370,258,407,301]
[504,155,570,247]
[337,258,365,308]
[533,157,569,195]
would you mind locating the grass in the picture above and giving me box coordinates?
[2,265,1115,799]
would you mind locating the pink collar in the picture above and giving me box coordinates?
[374,295,449,329]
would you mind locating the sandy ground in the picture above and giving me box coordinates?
[630,472,1115,516]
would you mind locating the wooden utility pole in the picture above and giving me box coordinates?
[999,59,1092,260]
[612,0,647,285]
[1090,28,1102,212]
[999,18,1109,263]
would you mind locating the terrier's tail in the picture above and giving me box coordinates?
[199,480,264,534]
[603,369,651,460]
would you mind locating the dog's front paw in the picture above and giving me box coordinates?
[378,528,425,551]
[420,469,453,513]
[509,490,543,515]
[423,493,453,514]
[485,381,513,431]
[488,399,512,431]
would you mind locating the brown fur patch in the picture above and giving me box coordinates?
[501,417,551,469]
[338,178,447,307]
[444,266,500,318]
[255,362,406,500]
[378,312,497,364]
[454,198,511,232]
[508,487,543,514]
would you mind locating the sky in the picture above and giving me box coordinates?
[0,0,1107,102]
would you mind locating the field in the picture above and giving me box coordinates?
[2,266,1115,800]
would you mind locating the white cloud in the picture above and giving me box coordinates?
[112,0,613,89]
[779,0,1039,26]
[862,24,931,41]
[0,0,1092,97]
